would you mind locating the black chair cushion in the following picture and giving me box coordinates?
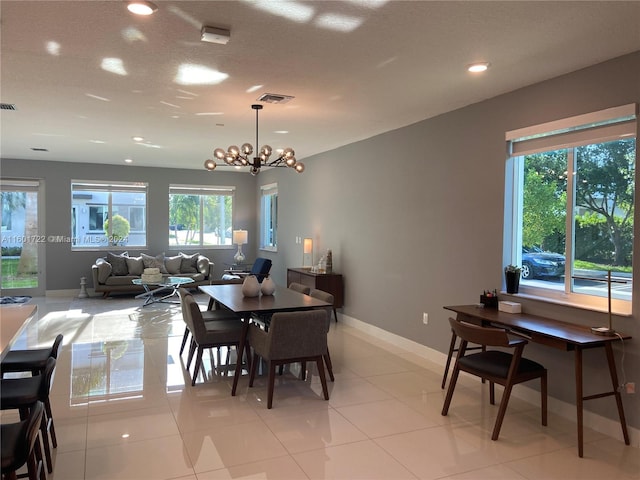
[1,349,51,373]
[1,420,29,472]
[459,351,545,378]
[0,376,41,410]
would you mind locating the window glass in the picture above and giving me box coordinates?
[169,185,234,247]
[260,183,278,250]
[505,105,636,308]
[72,181,147,249]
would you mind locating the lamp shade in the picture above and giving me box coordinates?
[303,238,313,254]
[232,230,248,245]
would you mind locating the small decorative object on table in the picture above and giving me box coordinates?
[241,275,261,297]
[260,275,275,295]
[480,290,498,308]
[325,249,333,274]
[141,268,163,283]
[504,265,521,294]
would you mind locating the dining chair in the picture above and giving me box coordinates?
[181,293,249,386]
[1,400,45,480]
[308,288,335,381]
[1,334,64,378]
[441,317,547,440]
[177,288,241,355]
[288,282,310,295]
[1,357,57,474]
[248,309,330,409]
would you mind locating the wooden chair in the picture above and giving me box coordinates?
[1,400,45,480]
[288,282,310,295]
[441,317,547,440]
[1,334,63,378]
[248,310,330,409]
[180,293,249,386]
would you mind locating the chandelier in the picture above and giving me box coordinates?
[204,104,304,175]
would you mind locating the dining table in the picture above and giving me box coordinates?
[198,284,331,395]
[0,304,38,361]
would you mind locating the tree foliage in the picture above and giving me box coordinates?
[104,214,130,245]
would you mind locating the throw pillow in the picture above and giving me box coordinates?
[107,252,129,276]
[141,253,168,273]
[179,252,199,273]
[126,256,144,276]
[164,255,182,275]
[196,256,210,276]
[95,258,112,283]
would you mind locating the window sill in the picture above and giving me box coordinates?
[500,290,632,317]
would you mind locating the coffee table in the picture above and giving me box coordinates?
[132,277,194,307]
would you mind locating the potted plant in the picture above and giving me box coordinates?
[504,265,521,294]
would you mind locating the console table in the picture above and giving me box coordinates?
[444,304,631,457]
[287,268,343,321]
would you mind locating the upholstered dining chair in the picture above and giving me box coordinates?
[1,357,57,474]
[288,282,310,295]
[1,334,64,378]
[441,317,547,440]
[308,288,335,381]
[1,400,45,480]
[248,309,330,409]
[180,292,249,386]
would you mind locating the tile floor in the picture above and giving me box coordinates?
[2,294,638,480]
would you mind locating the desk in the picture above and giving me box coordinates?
[0,304,38,361]
[444,305,631,457]
[199,284,331,395]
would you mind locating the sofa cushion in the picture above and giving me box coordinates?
[126,256,144,276]
[179,252,199,274]
[141,253,168,274]
[107,252,129,276]
[95,258,112,284]
[164,255,182,275]
[104,275,140,286]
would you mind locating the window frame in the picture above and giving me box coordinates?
[168,184,235,249]
[260,183,278,252]
[71,180,148,251]
[504,104,637,314]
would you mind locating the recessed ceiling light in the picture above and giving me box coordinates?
[124,158,133,164]
[127,1,158,16]
[467,62,490,73]
[132,136,144,142]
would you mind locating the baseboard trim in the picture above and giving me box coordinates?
[339,312,639,448]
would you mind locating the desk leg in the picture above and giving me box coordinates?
[605,342,630,446]
[575,347,584,458]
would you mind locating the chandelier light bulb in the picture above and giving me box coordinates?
[295,162,305,173]
[213,148,226,159]
[241,143,253,155]
[204,159,216,171]
[285,156,296,167]
[228,145,239,157]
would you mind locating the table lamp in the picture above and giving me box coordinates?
[303,238,313,267]
[232,230,248,264]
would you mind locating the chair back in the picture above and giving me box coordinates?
[1,400,44,474]
[250,257,272,282]
[449,318,513,348]
[288,282,310,295]
[38,357,56,401]
[182,294,208,340]
[50,334,64,359]
[265,310,328,360]
[309,289,334,331]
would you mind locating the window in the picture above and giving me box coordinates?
[260,183,278,251]
[169,185,234,247]
[505,104,637,311]
[71,181,147,249]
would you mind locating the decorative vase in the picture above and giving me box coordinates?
[260,275,275,295]
[505,271,520,294]
[241,275,260,297]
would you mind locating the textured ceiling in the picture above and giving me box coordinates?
[1,1,639,172]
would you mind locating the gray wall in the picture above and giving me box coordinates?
[2,51,639,430]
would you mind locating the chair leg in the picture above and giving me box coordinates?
[267,361,277,409]
[186,339,196,368]
[324,349,335,382]
[180,327,190,355]
[441,365,461,416]
[248,352,259,387]
[442,332,457,389]
[40,413,53,473]
[300,361,306,380]
[541,372,548,426]
[44,398,57,449]
[316,357,329,400]
[33,430,45,480]
[491,384,514,441]
[191,347,204,386]
[4,470,18,480]
[489,381,495,405]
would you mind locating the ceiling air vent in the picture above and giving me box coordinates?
[31,148,49,152]
[1,103,17,110]
[257,93,294,104]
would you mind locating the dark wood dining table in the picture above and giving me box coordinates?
[198,284,331,395]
